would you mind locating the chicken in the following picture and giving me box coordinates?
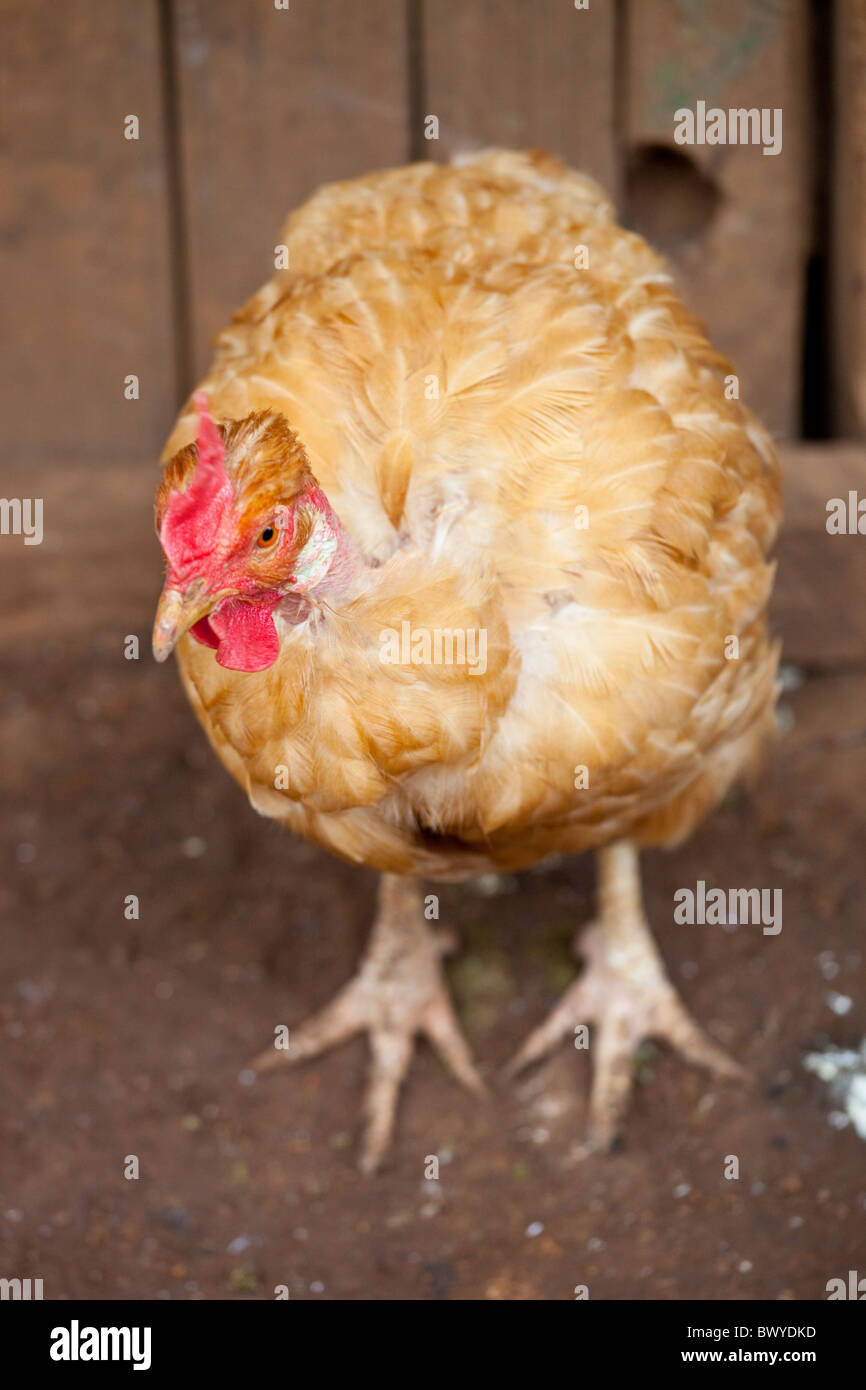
[152,149,780,1172]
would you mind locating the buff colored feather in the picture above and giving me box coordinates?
[159,150,780,881]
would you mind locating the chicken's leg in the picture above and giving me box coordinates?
[251,874,484,1173]
[507,840,745,1150]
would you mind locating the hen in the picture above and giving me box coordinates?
[153,150,780,1172]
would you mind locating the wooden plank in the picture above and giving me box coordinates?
[421,0,617,198]
[832,0,866,438]
[774,443,866,670]
[624,0,809,440]
[0,0,175,466]
[172,0,409,379]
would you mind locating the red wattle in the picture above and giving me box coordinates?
[189,599,280,672]
[190,617,219,650]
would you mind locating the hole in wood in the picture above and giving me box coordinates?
[625,144,721,253]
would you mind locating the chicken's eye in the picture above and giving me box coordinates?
[257,524,278,550]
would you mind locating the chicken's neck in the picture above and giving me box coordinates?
[290,487,362,600]
[271,490,364,633]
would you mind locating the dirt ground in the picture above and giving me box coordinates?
[1,447,864,1301]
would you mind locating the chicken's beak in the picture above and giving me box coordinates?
[152,580,214,663]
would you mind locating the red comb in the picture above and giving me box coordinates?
[193,391,225,473]
[160,392,233,571]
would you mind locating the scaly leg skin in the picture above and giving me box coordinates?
[251,873,484,1173]
[507,840,746,1151]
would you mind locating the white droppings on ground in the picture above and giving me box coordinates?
[804,1041,866,1140]
[181,835,207,858]
[818,950,840,982]
[826,992,853,1016]
[471,872,518,896]
[226,1234,257,1254]
[778,664,806,694]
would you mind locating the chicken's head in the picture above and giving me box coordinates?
[153,394,349,672]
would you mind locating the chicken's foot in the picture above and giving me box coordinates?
[507,840,746,1150]
[251,873,484,1173]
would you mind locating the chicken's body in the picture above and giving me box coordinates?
[155,151,780,1169]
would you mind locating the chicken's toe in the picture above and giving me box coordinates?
[586,1007,639,1151]
[422,988,487,1096]
[360,1030,416,1174]
[250,980,366,1073]
[503,971,593,1079]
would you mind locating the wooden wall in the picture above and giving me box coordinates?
[832,0,866,437]
[1,0,862,473]
[0,0,174,466]
[624,0,808,438]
